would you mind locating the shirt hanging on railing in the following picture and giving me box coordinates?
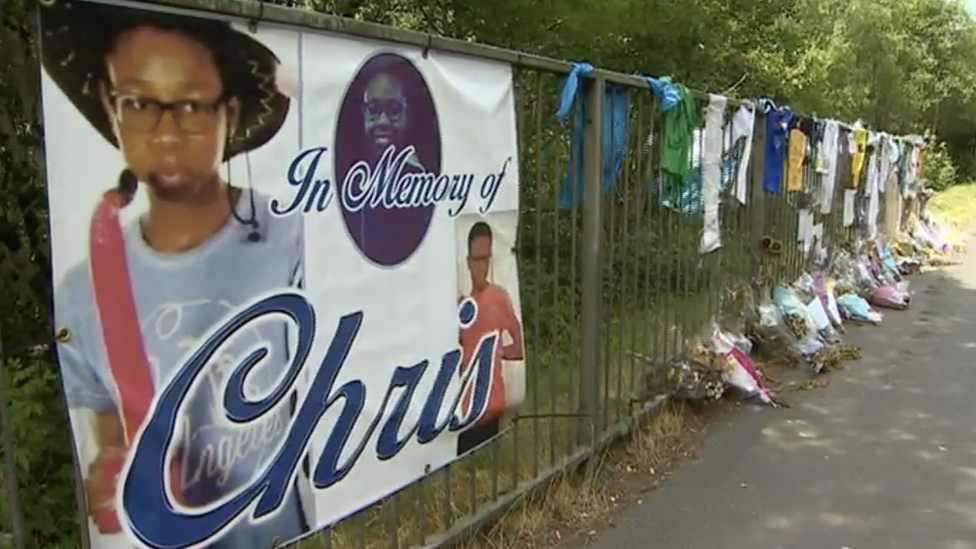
[700,94,726,254]
[843,189,856,227]
[730,103,755,204]
[887,133,901,162]
[820,120,840,213]
[899,143,911,195]
[813,121,828,175]
[866,148,881,239]
[660,84,701,180]
[653,147,740,214]
[759,98,792,193]
[910,145,922,183]
[786,126,806,192]
[851,127,867,188]
[653,121,740,215]
[877,133,894,196]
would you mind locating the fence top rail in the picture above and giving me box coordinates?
[102,0,754,106]
[67,0,920,137]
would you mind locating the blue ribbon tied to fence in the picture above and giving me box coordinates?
[641,74,681,113]
[553,66,738,215]
[555,62,629,209]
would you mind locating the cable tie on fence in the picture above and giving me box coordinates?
[247,0,265,34]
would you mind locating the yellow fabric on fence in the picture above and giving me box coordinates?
[850,128,867,188]
[786,128,806,191]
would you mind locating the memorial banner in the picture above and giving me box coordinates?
[39,0,523,547]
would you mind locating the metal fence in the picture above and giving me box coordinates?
[0,1,920,548]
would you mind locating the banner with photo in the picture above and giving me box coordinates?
[37,0,523,547]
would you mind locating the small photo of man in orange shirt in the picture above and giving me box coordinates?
[456,219,524,455]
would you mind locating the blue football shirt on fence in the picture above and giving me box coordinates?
[55,192,307,549]
[760,99,793,194]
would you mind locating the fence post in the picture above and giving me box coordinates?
[578,74,604,446]
[749,111,768,300]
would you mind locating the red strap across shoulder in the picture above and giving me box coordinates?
[88,190,184,520]
[89,190,153,444]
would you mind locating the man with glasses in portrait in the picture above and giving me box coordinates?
[40,1,311,548]
[362,70,427,171]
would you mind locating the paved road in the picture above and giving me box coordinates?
[586,250,976,549]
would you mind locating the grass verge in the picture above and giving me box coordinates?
[455,401,713,549]
[928,182,976,228]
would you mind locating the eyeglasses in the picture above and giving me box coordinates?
[110,93,227,133]
[363,98,406,120]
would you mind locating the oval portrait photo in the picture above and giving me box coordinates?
[334,52,442,267]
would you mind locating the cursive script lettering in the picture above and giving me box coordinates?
[270,145,514,219]
[477,157,512,215]
[270,147,334,216]
[341,145,475,216]
[122,293,495,549]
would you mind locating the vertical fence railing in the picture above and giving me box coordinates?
[0,2,927,548]
[579,75,604,445]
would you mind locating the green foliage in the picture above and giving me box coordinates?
[0,359,79,546]
[923,140,959,192]
[926,181,976,227]
[1,0,84,546]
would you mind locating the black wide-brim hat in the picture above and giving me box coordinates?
[39,0,290,161]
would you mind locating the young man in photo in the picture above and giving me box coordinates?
[457,221,523,455]
[41,1,309,547]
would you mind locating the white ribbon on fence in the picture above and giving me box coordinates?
[820,120,840,214]
[731,102,755,205]
[701,93,727,254]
